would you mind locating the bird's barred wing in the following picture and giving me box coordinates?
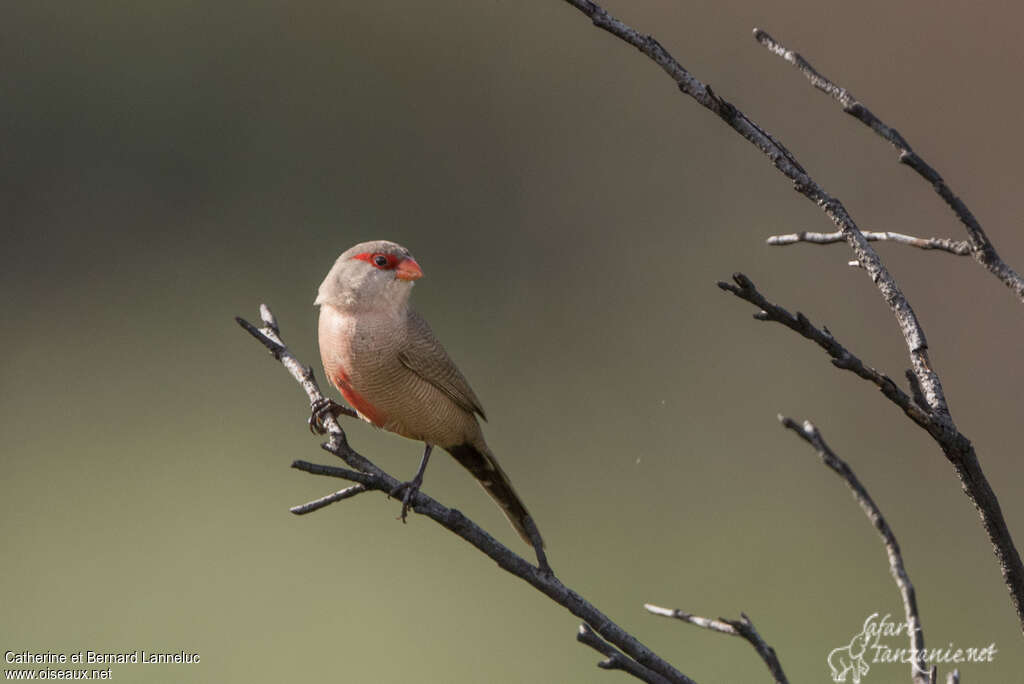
[399,310,487,420]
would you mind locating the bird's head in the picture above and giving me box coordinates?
[315,240,423,312]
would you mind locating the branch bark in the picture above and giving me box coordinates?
[718,274,1024,631]
[577,624,673,684]
[754,29,1024,302]
[644,605,788,684]
[559,0,946,424]
[767,230,971,256]
[289,484,367,515]
[236,307,695,684]
[239,6,1024,679]
[717,273,931,430]
[779,417,929,684]
[552,0,1023,631]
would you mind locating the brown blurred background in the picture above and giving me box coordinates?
[3,0,1022,681]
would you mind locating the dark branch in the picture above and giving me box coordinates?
[779,417,929,684]
[767,230,971,256]
[645,605,788,684]
[559,0,947,425]
[754,28,1024,302]
[235,307,360,432]
[553,7,1024,625]
[717,273,1024,630]
[560,5,1024,627]
[905,369,928,414]
[289,484,368,515]
[577,624,673,684]
[716,273,932,430]
[237,307,695,684]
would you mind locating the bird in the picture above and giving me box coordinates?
[310,240,548,570]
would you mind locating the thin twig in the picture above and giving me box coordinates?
[717,273,1024,630]
[577,624,673,684]
[717,273,931,430]
[767,230,971,256]
[289,484,368,515]
[554,0,1023,629]
[237,307,695,684]
[234,309,358,424]
[559,0,945,421]
[645,605,788,684]
[754,28,1024,301]
[645,605,736,635]
[779,418,929,684]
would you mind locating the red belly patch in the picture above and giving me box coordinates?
[331,371,388,427]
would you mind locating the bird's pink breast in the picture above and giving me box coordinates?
[319,305,391,428]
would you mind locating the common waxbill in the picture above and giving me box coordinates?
[311,240,547,567]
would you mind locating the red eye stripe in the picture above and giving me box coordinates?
[352,252,399,270]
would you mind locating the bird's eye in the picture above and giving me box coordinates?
[373,254,389,267]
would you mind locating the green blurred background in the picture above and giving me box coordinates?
[3,0,1022,681]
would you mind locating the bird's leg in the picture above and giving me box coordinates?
[308,397,357,434]
[390,443,432,523]
[522,516,553,576]
[534,545,552,576]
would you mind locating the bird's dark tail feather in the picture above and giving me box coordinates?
[446,443,544,550]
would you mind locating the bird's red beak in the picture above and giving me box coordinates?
[395,257,423,281]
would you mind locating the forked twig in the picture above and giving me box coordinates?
[717,273,1024,630]
[716,273,931,430]
[754,28,1024,301]
[237,306,694,684]
[780,417,929,684]
[554,0,1022,630]
[577,624,673,684]
[644,605,788,684]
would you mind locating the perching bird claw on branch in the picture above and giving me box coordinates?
[388,444,433,523]
[314,240,547,557]
[308,397,351,435]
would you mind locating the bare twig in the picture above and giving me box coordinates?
[718,273,1024,631]
[645,605,736,635]
[717,273,931,430]
[237,307,694,684]
[554,0,1023,629]
[644,605,788,684]
[559,0,945,422]
[289,484,368,515]
[779,417,929,684]
[767,230,971,256]
[235,308,358,423]
[577,624,673,684]
[754,28,1024,301]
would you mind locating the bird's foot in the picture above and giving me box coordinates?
[308,397,342,434]
[389,477,423,523]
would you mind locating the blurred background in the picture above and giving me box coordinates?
[3,0,1022,681]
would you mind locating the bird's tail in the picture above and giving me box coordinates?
[446,443,544,550]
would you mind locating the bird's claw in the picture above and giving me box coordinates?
[308,397,338,434]
[389,479,422,523]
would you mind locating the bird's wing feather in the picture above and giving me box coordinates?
[399,310,487,420]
